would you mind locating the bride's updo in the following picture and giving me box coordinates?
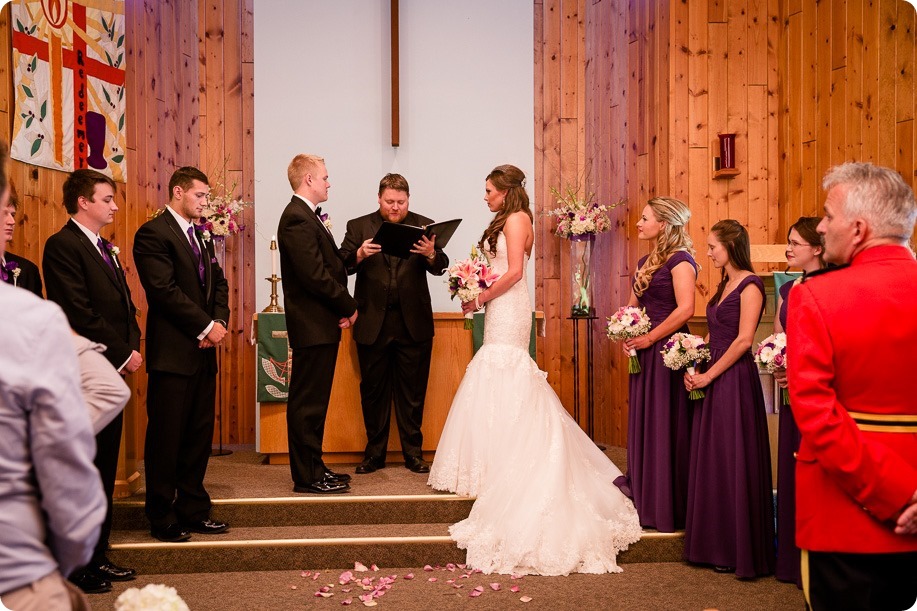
[479,164,533,255]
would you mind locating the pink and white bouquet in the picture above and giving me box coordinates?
[661,332,712,400]
[605,306,652,374]
[755,332,790,404]
[546,185,621,239]
[200,192,249,239]
[446,246,501,329]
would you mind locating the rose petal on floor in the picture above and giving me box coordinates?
[404,573,414,580]
[341,598,352,606]
[520,596,533,603]
[354,562,369,572]
[423,565,434,572]
[510,585,520,593]
[489,583,501,591]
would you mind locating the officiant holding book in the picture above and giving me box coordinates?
[340,173,449,474]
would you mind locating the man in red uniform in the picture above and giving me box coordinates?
[787,162,917,611]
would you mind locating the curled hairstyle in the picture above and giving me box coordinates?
[708,219,754,306]
[287,154,324,191]
[787,216,826,270]
[168,166,209,199]
[378,173,409,196]
[822,162,917,241]
[63,169,117,214]
[479,164,533,255]
[633,197,695,297]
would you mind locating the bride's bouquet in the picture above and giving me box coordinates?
[660,332,712,400]
[605,306,652,374]
[447,246,501,329]
[755,332,790,405]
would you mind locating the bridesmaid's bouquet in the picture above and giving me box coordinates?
[661,332,712,400]
[605,306,652,374]
[755,332,790,405]
[447,246,501,329]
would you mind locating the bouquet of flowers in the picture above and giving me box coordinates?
[199,185,250,240]
[605,306,652,374]
[446,246,501,329]
[546,186,621,239]
[115,584,189,611]
[660,332,712,400]
[755,332,790,405]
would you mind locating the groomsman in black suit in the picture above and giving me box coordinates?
[2,185,43,297]
[42,169,141,593]
[339,174,448,474]
[278,154,357,494]
[133,167,230,541]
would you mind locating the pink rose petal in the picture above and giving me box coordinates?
[370,564,379,572]
[404,573,414,580]
[446,563,456,571]
[458,563,467,569]
[459,574,469,579]
[453,584,464,589]
[320,586,331,593]
[469,587,484,598]
[301,571,311,578]
[423,565,434,572]
[520,595,533,603]
[342,599,352,606]
[510,585,520,593]
[362,602,377,608]
[489,583,501,591]
[428,577,438,582]
[354,562,369,572]
[359,594,374,603]
[341,588,351,593]
[339,571,354,585]
[313,573,320,580]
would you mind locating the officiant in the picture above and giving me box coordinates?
[340,174,449,474]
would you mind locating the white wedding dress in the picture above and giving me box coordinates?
[428,233,642,576]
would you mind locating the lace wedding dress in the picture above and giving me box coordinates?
[428,233,642,576]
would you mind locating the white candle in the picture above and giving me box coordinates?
[270,234,278,276]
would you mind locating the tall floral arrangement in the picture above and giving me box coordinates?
[199,170,252,241]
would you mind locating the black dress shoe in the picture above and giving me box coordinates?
[293,477,351,494]
[404,456,430,473]
[92,560,136,581]
[713,565,736,574]
[182,519,229,534]
[323,469,352,483]
[150,523,192,542]
[355,457,385,474]
[70,570,112,594]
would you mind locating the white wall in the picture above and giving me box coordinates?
[253,0,534,311]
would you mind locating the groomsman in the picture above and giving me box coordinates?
[2,185,43,296]
[787,162,917,611]
[278,154,357,494]
[133,167,230,542]
[339,174,448,474]
[43,169,141,593]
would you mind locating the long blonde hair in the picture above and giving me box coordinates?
[479,164,533,255]
[633,197,695,297]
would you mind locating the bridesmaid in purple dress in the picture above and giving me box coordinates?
[615,197,697,532]
[773,217,824,585]
[683,220,775,579]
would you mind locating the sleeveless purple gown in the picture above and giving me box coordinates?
[776,280,802,584]
[617,251,697,532]
[683,275,776,578]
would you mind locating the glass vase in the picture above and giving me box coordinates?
[569,234,595,317]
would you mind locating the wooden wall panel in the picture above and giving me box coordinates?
[0,0,256,464]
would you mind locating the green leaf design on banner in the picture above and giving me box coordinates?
[25,116,33,129]
[30,55,37,72]
[30,138,42,156]
[111,154,124,164]
[103,87,112,105]
[117,34,124,48]
[118,113,124,131]
[22,85,33,98]
[102,15,109,35]
[40,100,47,120]
[15,19,24,33]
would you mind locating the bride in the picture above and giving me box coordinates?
[428,164,642,576]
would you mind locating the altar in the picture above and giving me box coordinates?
[254,313,542,464]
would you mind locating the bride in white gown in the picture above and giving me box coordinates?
[428,164,642,576]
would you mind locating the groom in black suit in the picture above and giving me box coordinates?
[2,187,43,297]
[133,167,230,542]
[278,154,357,494]
[339,174,448,474]
[42,169,141,593]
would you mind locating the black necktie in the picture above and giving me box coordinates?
[315,206,322,217]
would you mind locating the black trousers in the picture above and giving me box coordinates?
[91,411,123,563]
[287,343,339,485]
[804,549,917,611]
[357,309,432,461]
[144,369,216,528]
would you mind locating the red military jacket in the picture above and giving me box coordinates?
[787,244,917,553]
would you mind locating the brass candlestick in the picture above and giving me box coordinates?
[263,275,283,313]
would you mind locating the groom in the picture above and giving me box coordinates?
[278,154,357,494]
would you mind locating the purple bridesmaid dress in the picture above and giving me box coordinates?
[617,251,697,532]
[775,280,802,585]
[683,275,776,578]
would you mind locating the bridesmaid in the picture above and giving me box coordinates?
[773,217,824,585]
[615,197,697,532]
[683,220,775,579]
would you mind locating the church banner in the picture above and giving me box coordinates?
[256,313,291,402]
[10,0,127,181]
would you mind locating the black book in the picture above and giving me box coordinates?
[372,218,462,259]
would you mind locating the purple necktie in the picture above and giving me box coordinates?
[97,237,116,271]
[0,264,7,282]
[187,226,206,285]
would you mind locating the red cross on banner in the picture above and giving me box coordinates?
[10,0,127,181]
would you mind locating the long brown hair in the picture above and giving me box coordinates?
[633,197,695,297]
[787,216,826,270]
[479,164,533,255]
[708,219,754,306]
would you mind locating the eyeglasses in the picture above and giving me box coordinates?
[787,240,814,249]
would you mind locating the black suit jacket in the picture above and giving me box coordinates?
[339,210,448,345]
[133,211,230,375]
[43,219,140,367]
[278,196,357,349]
[4,251,43,298]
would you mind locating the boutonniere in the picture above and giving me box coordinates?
[4,261,20,287]
[107,243,122,268]
[319,211,332,231]
[195,225,212,244]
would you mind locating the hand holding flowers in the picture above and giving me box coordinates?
[755,332,789,404]
[660,332,711,400]
[446,246,501,329]
[606,306,652,374]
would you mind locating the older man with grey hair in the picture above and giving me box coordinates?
[787,162,917,611]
